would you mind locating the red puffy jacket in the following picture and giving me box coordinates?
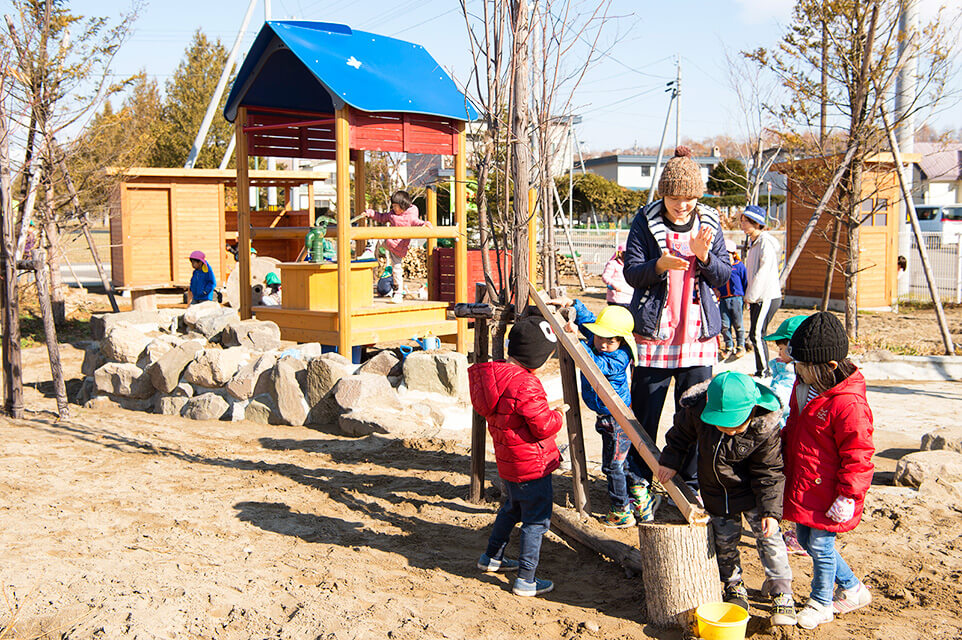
[781,369,874,533]
[468,361,563,483]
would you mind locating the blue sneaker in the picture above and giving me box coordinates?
[512,577,554,597]
[477,553,519,573]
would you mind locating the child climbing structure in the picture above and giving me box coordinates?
[222,20,477,356]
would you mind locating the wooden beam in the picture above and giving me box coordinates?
[335,106,352,357]
[353,149,367,257]
[527,284,707,524]
[558,346,591,516]
[455,124,468,353]
[235,107,253,319]
[469,284,490,504]
[351,226,460,241]
[426,186,437,299]
[551,506,644,573]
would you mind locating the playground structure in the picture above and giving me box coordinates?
[779,152,920,309]
[223,20,479,357]
[108,167,328,309]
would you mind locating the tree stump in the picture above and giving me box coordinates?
[637,521,721,629]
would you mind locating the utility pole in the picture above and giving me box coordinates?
[895,0,918,300]
[674,57,681,149]
[646,76,679,205]
[510,0,531,310]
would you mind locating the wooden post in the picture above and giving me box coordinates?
[528,283,706,524]
[557,346,590,516]
[454,124,469,353]
[637,522,721,628]
[307,180,316,227]
[528,187,538,286]
[30,249,69,418]
[131,290,158,311]
[0,108,24,417]
[426,186,437,299]
[335,107,352,358]
[469,282,489,503]
[235,106,253,319]
[353,149,366,257]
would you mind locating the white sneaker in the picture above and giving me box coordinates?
[833,582,871,614]
[390,291,404,304]
[796,599,833,629]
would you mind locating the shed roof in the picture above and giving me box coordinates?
[223,20,477,123]
[915,142,962,182]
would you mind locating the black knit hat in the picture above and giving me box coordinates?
[507,316,558,369]
[789,311,848,363]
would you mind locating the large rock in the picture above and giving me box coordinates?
[194,308,241,340]
[183,301,224,327]
[894,450,962,489]
[225,352,277,400]
[277,343,324,361]
[221,320,282,351]
[405,402,447,429]
[75,376,95,406]
[85,393,156,412]
[267,360,309,426]
[94,363,154,399]
[155,395,189,416]
[100,326,151,364]
[305,353,355,406]
[245,394,276,425]
[339,407,438,438]
[402,351,469,398]
[148,340,205,394]
[357,350,402,377]
[81,343,105,377]
[921,427,962,454]
[181,393,230,421]
[136,335,181,370]
[182,347,251,388]
[90,310,170,340]
[331,373,401,415]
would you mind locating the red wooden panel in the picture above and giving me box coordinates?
[245,110,336,159]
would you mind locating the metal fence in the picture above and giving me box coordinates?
[898,231,962,304]
[554,228,629,275]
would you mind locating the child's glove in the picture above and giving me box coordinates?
[826,495,855,523]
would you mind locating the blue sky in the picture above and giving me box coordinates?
[54,0,962,152]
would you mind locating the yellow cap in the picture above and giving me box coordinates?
[584,305,637,364]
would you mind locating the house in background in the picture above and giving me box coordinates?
[913,142,962,204]
[577,151,722,193]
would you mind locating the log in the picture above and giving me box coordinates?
[551,506,644,573]
[31,249,69,418]
[637,521,721,629]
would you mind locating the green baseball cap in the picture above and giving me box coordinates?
[764,315,808,342]
[264,272,281,286]
[700,371,781,428]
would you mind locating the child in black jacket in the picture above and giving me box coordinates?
[656,371,796,626]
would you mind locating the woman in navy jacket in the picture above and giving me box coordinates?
[622,147,731,516]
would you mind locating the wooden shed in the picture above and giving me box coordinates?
[780,152,919,309]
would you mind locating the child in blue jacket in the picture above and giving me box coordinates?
[715,238,748,359]
[553,297,642,527]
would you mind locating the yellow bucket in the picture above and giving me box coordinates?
[694,602,749,640]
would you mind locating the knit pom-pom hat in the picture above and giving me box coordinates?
[788,311,849,363]
[658,146,705,199]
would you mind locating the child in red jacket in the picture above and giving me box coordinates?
[782,312,874,629]
[468,316,568,597]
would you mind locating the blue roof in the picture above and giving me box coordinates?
[224,21,477,123]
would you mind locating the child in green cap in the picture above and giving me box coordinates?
[763,315,808,429]
[656,371,797,626]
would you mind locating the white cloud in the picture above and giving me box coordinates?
[732,0,795,25]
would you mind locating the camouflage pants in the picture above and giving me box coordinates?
[711,507,793,595]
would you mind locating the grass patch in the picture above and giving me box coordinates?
[19,314,91,348]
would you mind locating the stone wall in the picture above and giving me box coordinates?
[80,301,470,439]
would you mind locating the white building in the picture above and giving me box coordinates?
[914,142,962,204]
[577,152,721,192]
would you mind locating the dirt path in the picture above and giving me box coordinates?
[1,329,960,638]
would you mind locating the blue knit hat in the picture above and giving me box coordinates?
[743,205,767,226]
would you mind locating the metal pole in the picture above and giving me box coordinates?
[646,85,676,205]
[955,237,961,304]
[674,57,681,150]
[568,118,574,229]
[184,0,258,169]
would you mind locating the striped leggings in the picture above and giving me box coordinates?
[748,298,781,375]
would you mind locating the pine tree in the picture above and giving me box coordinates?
[149,30,231,168]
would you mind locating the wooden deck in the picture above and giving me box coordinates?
[253,298,457,346]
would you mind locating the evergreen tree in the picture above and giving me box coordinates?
[149,30,231,168]
[707,158,749,196]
